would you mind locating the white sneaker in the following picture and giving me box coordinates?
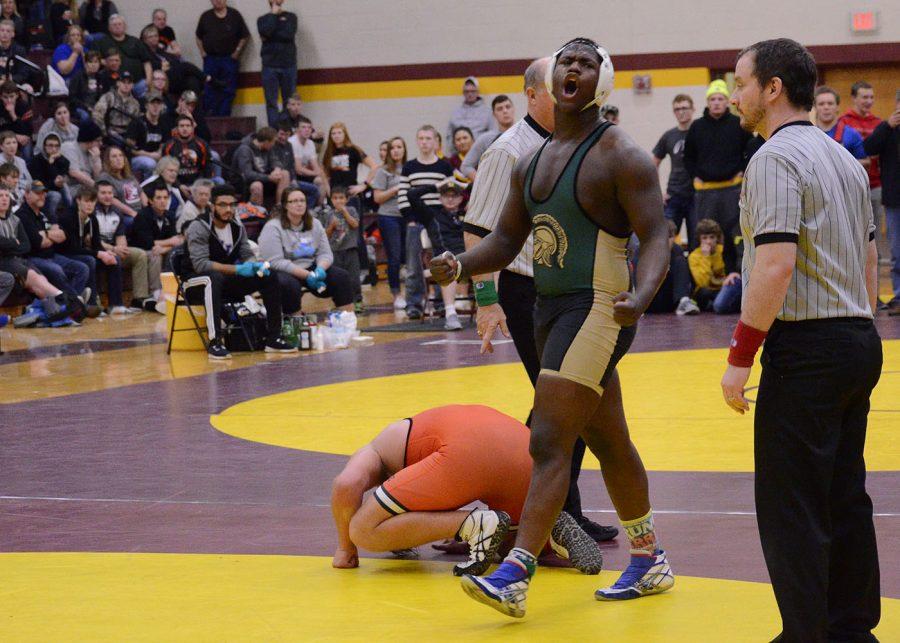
[444,312,462,331]
[675,296,700,316]
[393,295,407,310]
[452,510,511,576]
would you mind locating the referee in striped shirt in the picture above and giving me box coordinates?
[463,57,616,543]
[722,39,882,641]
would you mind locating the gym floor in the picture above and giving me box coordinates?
[1,280,898,641]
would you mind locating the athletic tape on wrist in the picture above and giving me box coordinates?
[728,320,767,367]
[473,280,499,307]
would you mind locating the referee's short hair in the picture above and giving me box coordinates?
[738,38,817,111]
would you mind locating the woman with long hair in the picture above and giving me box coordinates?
[372,136,408,310]
[35,100,79,151]
[51,24,84,80]
[321,122,378,198]
[258,187,355,314]
[377,140,389,166]
[98,145,141,218]
[448,126,473,171]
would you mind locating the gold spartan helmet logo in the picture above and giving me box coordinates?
[533,214,567,268]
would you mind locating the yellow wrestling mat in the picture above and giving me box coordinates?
[211,343,900,472]
[1,552,897,641]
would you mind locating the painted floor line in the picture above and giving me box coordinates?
[2,496,898,517]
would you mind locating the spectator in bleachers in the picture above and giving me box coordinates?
[185,183,294,359]
[139,155,185,215]
[95,178,160,309]
[460,94,515,179]
[257,0,297,127]
[128,180,182,266]
[398,124,453,319]
[92,71,140,137]
[98,145,141,217]
[372,135,406,310]
[232,126,288,206]
[57,186,135,314]
[839,82,883,249]
[688,218,741,314]
[269,120,300,189]
[124,91,165,179]
[258,186,354,315]
[146,69,175,111]
[377,140,388,165]
[322,122,377,202]
[0,129,29,192]
[51,24,84,81]
[325,185,362,310]
[195,0,249,117]
[864,94,900,315]
[36,101,79,151]
[600,104,619,124]
[448,126,473,171]
[150,8,180,57]
[17,180,90,300]
[814,86,869,166]
[176,177,212,233]
[27,134,71,216]
[278,95,321,143]
[645,219,698,315]
[163,114,211,187]
[0,0,25,47]
[653,94,697,247]
[0,160,21,205]
[0,82,33,152]
[141,25,206,100]
[160,90,211,143]
[68,50,103,123]
[96,48,121,94]
[445,77,493,157]
[50,0,76,46]
[93,14,151,96]
[684,79,753,269]
[79,0,117,41]
[0,20,24,85]
[289,116,324,206]
[61,118,102,191]
[0,185,69,305]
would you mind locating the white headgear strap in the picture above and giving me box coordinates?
[544,39,615,112]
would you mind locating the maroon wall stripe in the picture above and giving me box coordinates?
[236,42,900,89]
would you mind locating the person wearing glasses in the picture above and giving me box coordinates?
[184,183,295,359]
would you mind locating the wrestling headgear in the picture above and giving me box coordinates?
[544,37,615,111]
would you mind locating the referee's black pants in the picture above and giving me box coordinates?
[755,318,882,642]
[497,270,588,520]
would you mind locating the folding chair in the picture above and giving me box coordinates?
[166,247,214,354]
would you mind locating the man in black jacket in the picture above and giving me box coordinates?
[184,183,294,359]
[257,0,297,127]
[128,181,183,261]
[683,79,754,273]
[864,95,900,314]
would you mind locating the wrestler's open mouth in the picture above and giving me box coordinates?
[563,74,579,98]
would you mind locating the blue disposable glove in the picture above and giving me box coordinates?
[305,272,322,289]
[314,266,327,282]
[235,262,255,278]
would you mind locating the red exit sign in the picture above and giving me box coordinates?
[851,11,878,32]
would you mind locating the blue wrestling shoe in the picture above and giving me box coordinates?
[460,547,535,618]
[594,550,674,601]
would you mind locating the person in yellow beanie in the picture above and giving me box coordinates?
[683,78,755,275]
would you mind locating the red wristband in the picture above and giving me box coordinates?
[728,321,767,367]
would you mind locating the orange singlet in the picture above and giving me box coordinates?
[374,405,532,523]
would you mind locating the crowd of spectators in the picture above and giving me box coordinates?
[0,4,897,357]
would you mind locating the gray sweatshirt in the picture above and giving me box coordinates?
[185,214,253,274]
[258,216,333,273]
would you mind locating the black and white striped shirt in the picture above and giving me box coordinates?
[463,114,550,277]
[740,121,875,321]
[397,158,454,212]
